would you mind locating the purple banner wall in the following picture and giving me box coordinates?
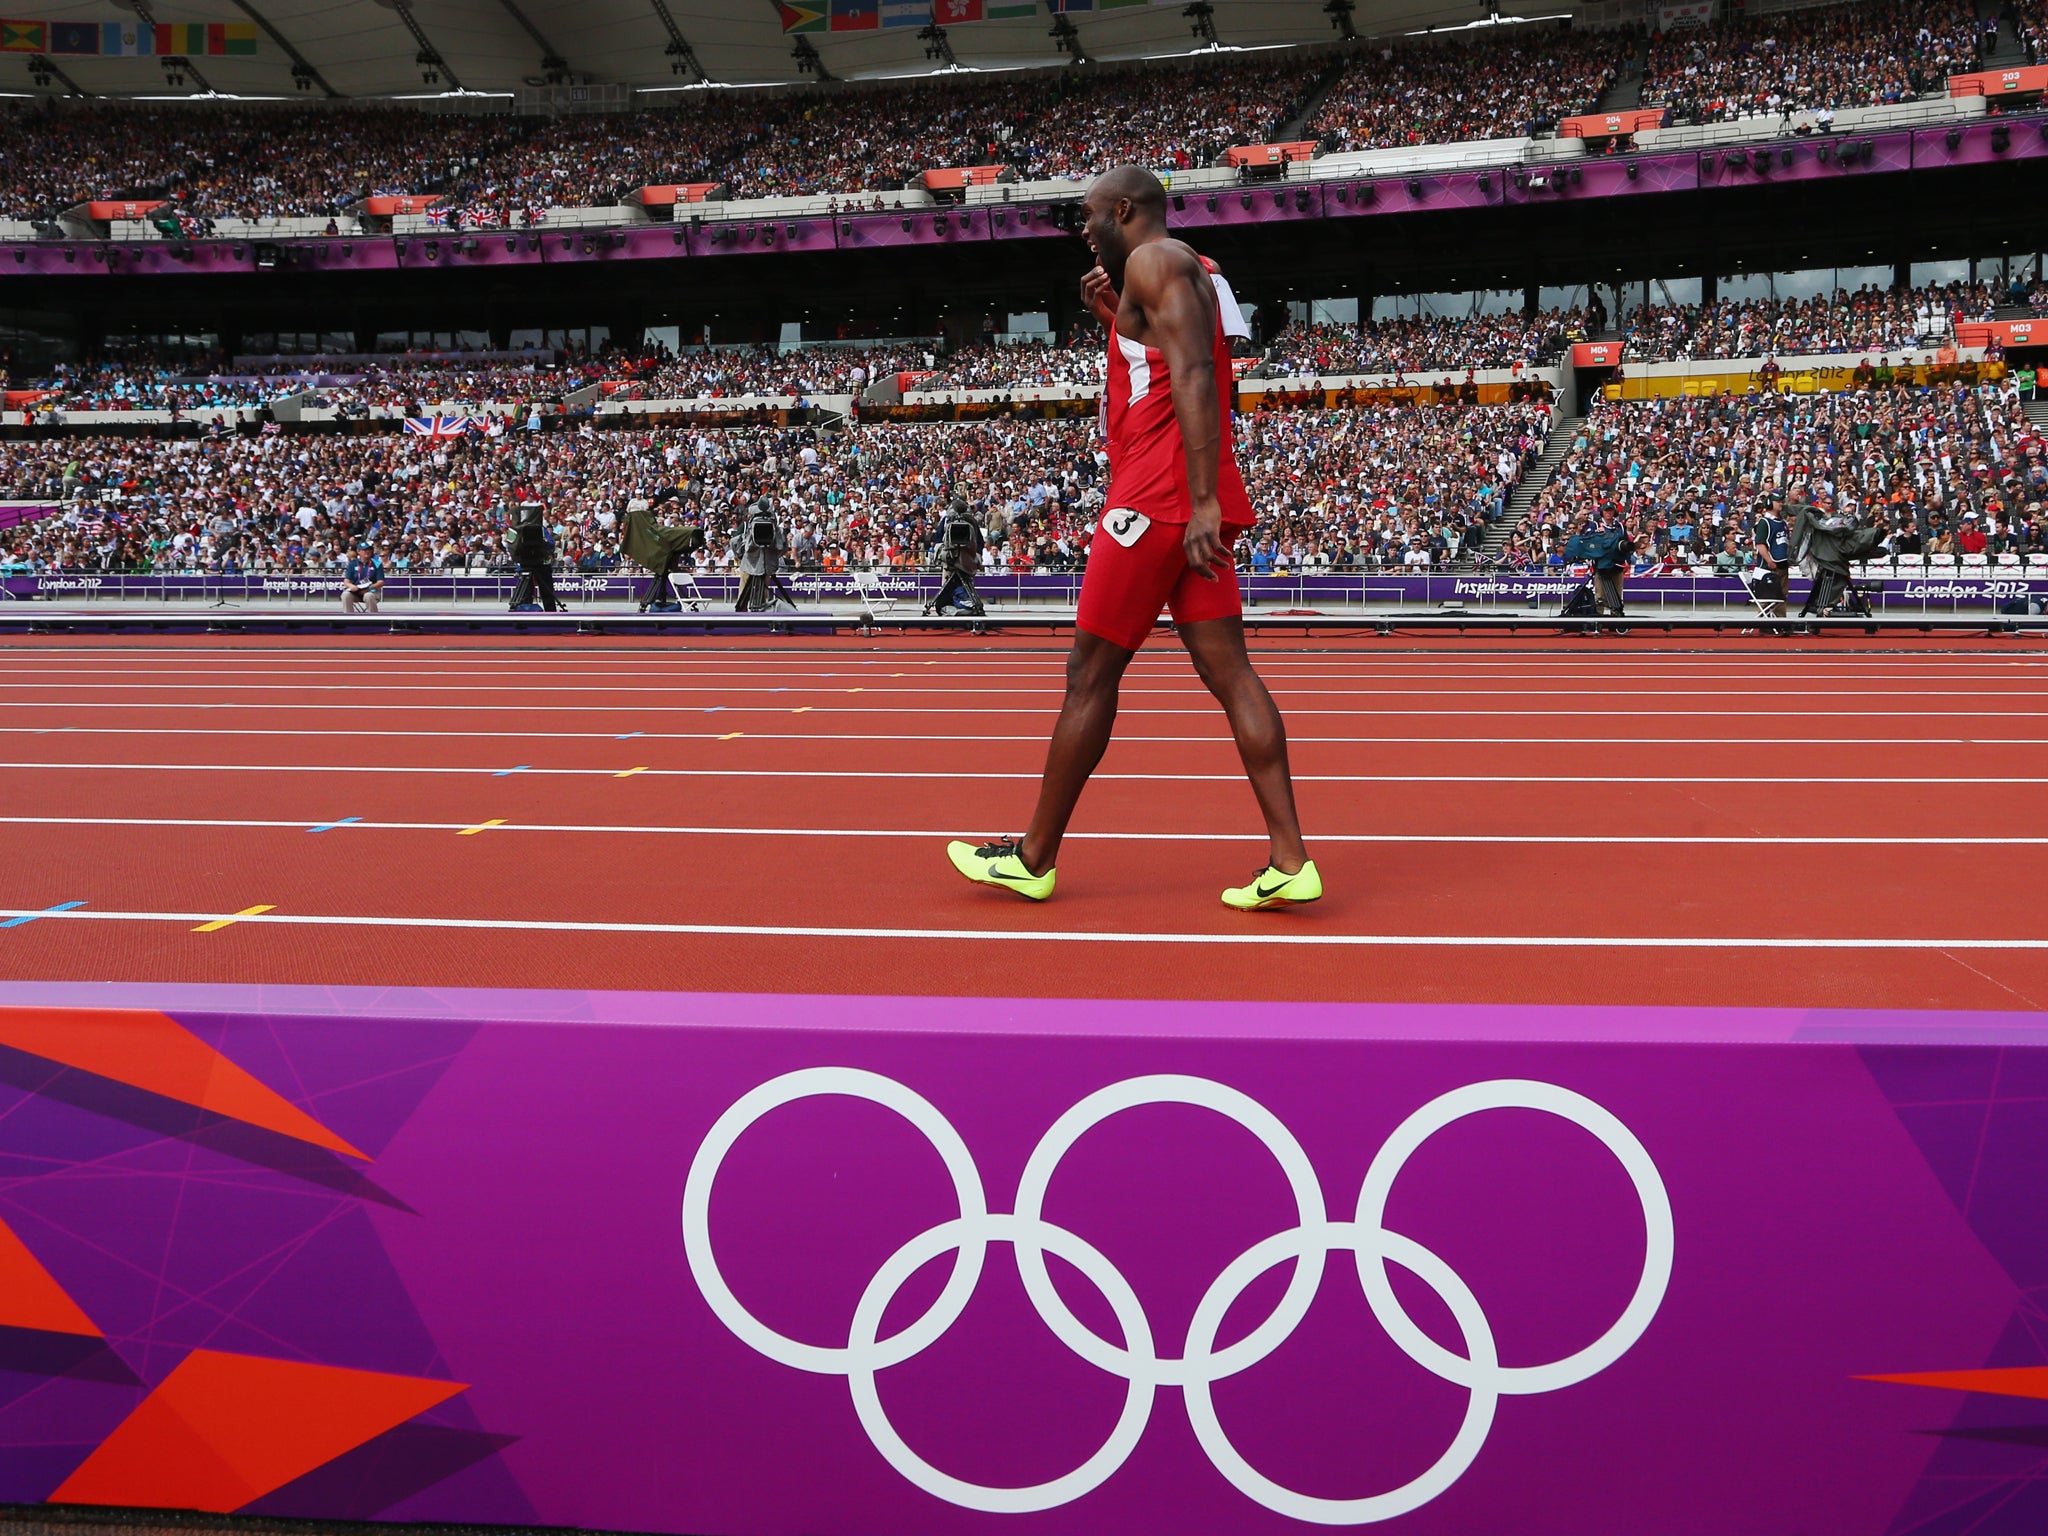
[4,988,2048,1535]
[4,568,2041,611]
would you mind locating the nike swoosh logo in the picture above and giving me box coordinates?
[1255,879,1292,899]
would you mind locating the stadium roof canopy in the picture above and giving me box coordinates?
[1,0,1562,100]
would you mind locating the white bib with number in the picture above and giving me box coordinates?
[1103,508,1151,548]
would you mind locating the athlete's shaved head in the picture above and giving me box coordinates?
[1081,165,1168,285]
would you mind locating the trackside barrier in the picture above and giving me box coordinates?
[3,989,2048,1536]
[6,570,2044,616]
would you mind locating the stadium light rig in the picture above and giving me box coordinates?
[1185,2,1218,45]
[1324,0,1357,37]
[920,23,958,67]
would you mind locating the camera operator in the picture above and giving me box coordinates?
[1789,487,1886,617]
[508,503,563,613]
[925,497,986,617]
[734,499,791,614]
[1566,507,1632,617]
[623,488,705,613]
[1749,493,1790,619]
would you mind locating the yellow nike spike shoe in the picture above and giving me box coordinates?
[1222,860,1322,911]
[947,837,1056,902]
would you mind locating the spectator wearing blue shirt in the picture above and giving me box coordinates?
[343,544,385,614]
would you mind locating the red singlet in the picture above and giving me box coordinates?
[1076,254,1256,651]
[1100,257,1254,527]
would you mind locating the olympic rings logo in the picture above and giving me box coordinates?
[682,1069,1674,1525]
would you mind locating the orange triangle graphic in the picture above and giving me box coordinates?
[0,1213,99,1337]
[53,1349,467,1511]
[1859,1367,2048,1401]
[0,1007,367,1160]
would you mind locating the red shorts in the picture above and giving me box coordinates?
[1075,511,1248,651]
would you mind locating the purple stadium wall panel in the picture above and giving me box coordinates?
[4,985,2048,1536]
[3,570,2041,611]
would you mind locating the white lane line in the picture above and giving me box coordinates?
[7,730,2047,747]
[7,681,2048,700]
[12,651,2031,671]
[8,701,2048,719]
[4,761,2047,787]
[3,815,2039,847]
[4,663,2048,684]
[4,905,2043,950]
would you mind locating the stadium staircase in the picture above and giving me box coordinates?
[1977,0,2029,70]
[1594,41,1649,114]
[1277,59,1353,145]
[2026,398,2048,431]
[1470,414,1581,564]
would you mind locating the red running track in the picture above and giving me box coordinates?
[1,632,2044,1012]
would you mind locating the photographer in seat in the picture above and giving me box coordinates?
[925,496,986,617]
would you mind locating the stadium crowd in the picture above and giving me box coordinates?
[1497,379,2048,573]
[0,100,531,223]
[0,0,2014,224]
[1258,309,1584,377]
[1306,28,1628,150]
[1615,282,1987,362]
[0,398,1551,580]
[1641,0,1984,121]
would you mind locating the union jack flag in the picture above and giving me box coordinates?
[403,416,478,440]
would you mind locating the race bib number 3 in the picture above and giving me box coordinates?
[1104,508,1151,548]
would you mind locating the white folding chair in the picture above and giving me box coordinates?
[667,571,708,612]
[851,569,907,620]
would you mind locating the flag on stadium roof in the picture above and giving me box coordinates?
[14,20,258,56]
[928,0,1036,20]
[101,22,156,56]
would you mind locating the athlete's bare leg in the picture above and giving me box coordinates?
[1017,629,1135,876]
[1179,615,1308,873]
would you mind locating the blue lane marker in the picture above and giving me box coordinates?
[307,817,362,833]
[493,765,531,777]
[2,900,86,929]
[704,706,725,714]
[615,731,644,740]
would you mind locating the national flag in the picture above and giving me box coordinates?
[404,416,477,440]
[154,22,208,56]
[212,23,258,56]
[0,21,43,52]
[986,1,1035,13]
[931,0,982,20]
[881,0,928,26]
[101,22,157,56]
[830,0,879,29]
[1048,0,1094,11]
[49,22,99,55]
[777,2,828,32]
[1096,0,1157,9]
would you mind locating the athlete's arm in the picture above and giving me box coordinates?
[1124,242,1226,580]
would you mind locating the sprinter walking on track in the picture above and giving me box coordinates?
[947,165,1319,911]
